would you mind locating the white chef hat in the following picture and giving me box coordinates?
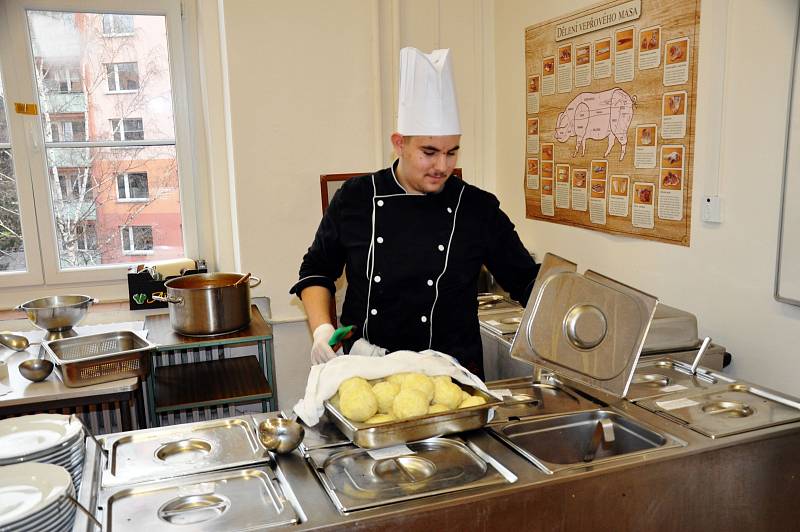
[397,47,461,136]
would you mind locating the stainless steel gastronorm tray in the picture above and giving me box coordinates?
[637,382,800,439]
[43,331,154,387]
[487,377,600,423]
[627,358,725,402]
[307,437,516,513]
[491,409,685,475]
[324,385,502,449]
[100,416,270,487]
[99,466,297,531]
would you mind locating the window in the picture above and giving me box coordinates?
[50,118,86,142]
[121,225,153,254]
[105,62,139,92]
[75,221,97,251]
[42,65,81,93]
[110,118,144,141]
[101,14,133,35]
[56,168,92,202]
[117,172,148,201]
[0,2,190,291]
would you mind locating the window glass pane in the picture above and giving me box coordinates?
[105,63,116,91]
[0,92,7,143]
[123,118,144,140]
[128,172,148,198]
[121,227,130,250]
[132,226,153,250]
[116,62,139,90]
[45,146,182,268]
[115,15,134,34]
[28,11,175,143]
[103,14,133,35]
[110,118,121,141]
[0,69,26,273]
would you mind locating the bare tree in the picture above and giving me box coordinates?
[0,146,24,271]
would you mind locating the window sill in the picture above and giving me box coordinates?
[123,250,154,256]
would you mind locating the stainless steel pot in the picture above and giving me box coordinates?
[153,273,261,336]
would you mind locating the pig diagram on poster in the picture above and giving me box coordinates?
[524,0,698,246]
[555,88,636,160]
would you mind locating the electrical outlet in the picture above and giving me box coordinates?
[702,195,722,223]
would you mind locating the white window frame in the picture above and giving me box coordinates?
[116,171,148,202]
[105,61,138,93]
[0,0,200,294]
[120,225,153,255]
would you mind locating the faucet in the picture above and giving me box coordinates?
[583,418,615,462]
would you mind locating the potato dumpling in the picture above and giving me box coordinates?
[372,381,400,414]
[432,375,452,385]
[401,373,434,403]
[392,388,429,419]
[428,403,450,414]
[329,393,341,409]
[365,413,396,424]
[459,395,487,409]
[339,376,371,396]
[434,380,464,410]
[386,373,411,387]
[340,387,378,422]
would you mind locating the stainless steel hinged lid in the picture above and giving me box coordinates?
[510,253,659,397]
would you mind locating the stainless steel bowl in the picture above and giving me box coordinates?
[18,358,54,382]
[257,418,305,454]
[16,295,95,341]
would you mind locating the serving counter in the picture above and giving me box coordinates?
[72,370,800,531]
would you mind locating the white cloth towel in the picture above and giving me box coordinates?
[293,348,498,426]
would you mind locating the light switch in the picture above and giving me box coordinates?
[702,195,722,223]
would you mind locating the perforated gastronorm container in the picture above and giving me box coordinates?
[43,331,154,387]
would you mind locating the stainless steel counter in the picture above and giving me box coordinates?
[73,375,800,531]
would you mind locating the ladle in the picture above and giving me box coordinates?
[234,272,252,286]
[690,337,712,375]
[0,332,30,351]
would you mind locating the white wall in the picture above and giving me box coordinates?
[494,0,800,395]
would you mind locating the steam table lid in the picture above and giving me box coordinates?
[511,254,658,398]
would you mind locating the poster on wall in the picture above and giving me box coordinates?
[523,0,699,246]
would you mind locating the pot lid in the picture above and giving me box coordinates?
[510,254,658,398]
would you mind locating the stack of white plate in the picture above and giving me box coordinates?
[0,414,85,490]
[0,462,77,531]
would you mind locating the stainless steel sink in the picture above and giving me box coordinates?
[492,409,684,475]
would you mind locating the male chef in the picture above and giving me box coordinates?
[290,47,539,377]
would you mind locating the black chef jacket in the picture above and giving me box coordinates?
[290,163,539,377]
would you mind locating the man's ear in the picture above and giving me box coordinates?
[390,132,404,156]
